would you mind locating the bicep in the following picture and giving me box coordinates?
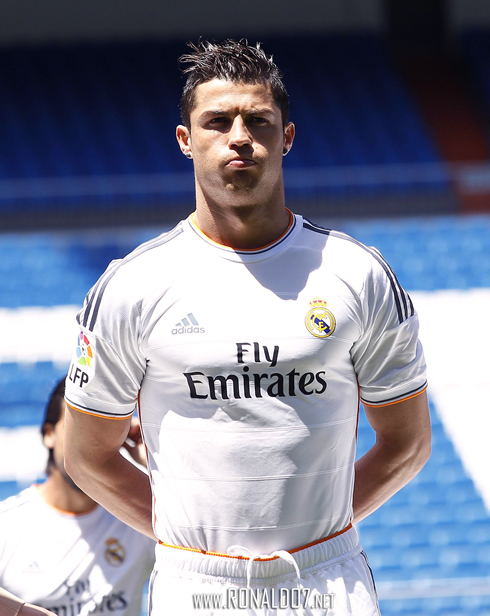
[64,405,132,465]
[363,390,431,448]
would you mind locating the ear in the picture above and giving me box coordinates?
[176,125,193,159]
[43,423,56,449]
[283,122,295,156]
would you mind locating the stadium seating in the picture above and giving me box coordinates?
[0,35,448,215]
[462,30,490,132]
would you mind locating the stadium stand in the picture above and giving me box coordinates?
[462,29,490,128]
[0,34,451,225]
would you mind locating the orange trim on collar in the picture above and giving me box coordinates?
[189,209,294,252]
[34,484,99,517]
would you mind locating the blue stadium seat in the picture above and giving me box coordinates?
[0,481,21,501]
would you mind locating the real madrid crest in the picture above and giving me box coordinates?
[105,538,125,567]
[305,297,336,338]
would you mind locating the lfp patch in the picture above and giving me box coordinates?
[76,331,93,366]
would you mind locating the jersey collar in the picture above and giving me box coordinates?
[187,210,301,263]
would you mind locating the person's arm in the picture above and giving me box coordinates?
[352,390,431,524]
[0,588,56,616]
[19,606,56,616]
[63,406,156,541]
[121,417,148,469]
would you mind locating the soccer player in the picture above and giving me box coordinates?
[0,378,155,616]
[64,40,431,615]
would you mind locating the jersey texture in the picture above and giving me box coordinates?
[65,213,427,554]
[0,486,155,614]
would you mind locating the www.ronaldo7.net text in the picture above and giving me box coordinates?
[192,587,335,610]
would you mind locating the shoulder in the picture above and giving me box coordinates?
[301,218,380,259]
[77,222,187,331]
[99,222,186,285]
[0,486,37,527]
[300,217,392,282]
[300,217,412,321]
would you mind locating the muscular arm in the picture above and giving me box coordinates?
[0,588,56,616]
[353,390,431,524]
[64,406,156,541]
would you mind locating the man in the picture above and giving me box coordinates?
[0,378,155,616]
[64,40,430,615]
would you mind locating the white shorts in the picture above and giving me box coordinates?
[148,526,380,615]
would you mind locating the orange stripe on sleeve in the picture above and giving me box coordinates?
[362,385,428,408]
[65,401,132,420]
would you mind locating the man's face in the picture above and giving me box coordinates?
[177,79,294,206]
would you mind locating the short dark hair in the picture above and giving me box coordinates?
[42,377,66,435]
[42,377,66,474]
[179,39,290,129]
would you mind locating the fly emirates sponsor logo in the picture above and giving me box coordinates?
[184,342,327,400]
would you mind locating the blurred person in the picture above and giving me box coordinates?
[64,40,430,615]
[0,378,155,616]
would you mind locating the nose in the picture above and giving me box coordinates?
[228,116,252,148]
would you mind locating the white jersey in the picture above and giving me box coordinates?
[65,213,427,555]
[0,485,155,615]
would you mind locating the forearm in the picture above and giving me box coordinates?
[0,587,24,616]
[0,588,56,616]
[64,407,156,541]
[65,447,156,540]
[352,436,429,524]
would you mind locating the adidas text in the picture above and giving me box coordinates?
[172,326,205,335]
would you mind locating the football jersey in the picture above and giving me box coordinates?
[65,213,427,554]
[0,485,155,615]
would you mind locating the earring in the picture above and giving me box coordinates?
[186,152,193,159]
[283,147,289,156]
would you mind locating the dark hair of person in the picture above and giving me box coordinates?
[179,39,290,129]
[41,377,66,474]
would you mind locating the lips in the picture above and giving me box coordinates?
[225,158,256,169]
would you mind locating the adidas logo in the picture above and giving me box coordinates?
[171,313,205,335]
[23,560,42,574]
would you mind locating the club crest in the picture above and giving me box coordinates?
[105,538,125,566]
[305,298,336,338]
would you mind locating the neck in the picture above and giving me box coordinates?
[193,183,291,250]
[37,470,97,514]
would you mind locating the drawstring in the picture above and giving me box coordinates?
[227,545,303,590]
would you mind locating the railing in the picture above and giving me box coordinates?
[0,162,456,202]
[0,162,489,222]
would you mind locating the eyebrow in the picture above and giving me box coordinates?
[200,108,275,119]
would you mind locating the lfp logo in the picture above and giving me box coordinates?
[76,331,93,366]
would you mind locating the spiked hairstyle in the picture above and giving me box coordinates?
[179,39,290,129]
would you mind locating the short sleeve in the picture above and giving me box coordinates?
[350,249,427,407]
[64,268,147,419]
